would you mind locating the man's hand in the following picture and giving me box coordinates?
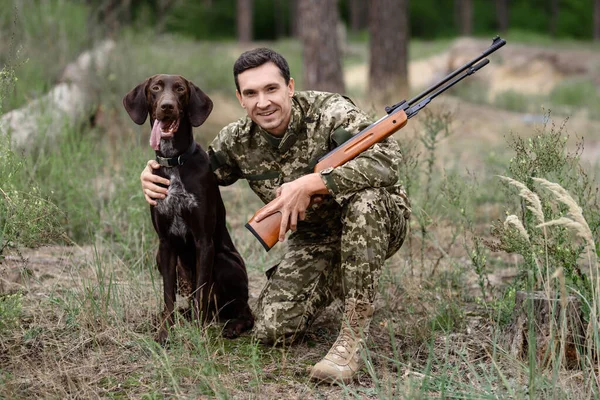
[141,160,170,206]
[254,173,329,242]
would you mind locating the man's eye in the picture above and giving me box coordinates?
[267,87,276,92]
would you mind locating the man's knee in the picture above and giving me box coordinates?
[342,187,392,220]
[341,187,408,258]
[253,303,307,345]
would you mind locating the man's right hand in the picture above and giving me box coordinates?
[141,160,170,206]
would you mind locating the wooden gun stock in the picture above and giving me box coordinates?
[245,110,408,251]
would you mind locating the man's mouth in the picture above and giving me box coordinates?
[258,110,276,117]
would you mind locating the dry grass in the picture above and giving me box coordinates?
[0,229,591,399]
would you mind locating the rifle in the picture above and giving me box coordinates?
[246,36,507,251]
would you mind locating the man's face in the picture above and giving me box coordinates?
[236,62,295,137]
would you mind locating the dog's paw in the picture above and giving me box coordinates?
[222,318,254,339]
[222,324,241,339]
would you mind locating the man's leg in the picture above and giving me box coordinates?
[340,189,408,302]
[310,188,409,384]
[253,241,342,345]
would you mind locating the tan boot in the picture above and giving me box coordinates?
[309,298,374,384]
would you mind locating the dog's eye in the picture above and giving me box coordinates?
[151,85,161,91]
[176,86,185,92]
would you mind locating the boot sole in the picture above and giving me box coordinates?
[309,369,352,385]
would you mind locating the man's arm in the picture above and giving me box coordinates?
[318,95,402,203]
[207,124,244,187]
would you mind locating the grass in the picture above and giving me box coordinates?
[2,15,600,399]
[0,0,97,112]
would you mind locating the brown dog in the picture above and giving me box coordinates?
[123,74,254,343]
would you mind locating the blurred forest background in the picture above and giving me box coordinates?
[1,1,600,399]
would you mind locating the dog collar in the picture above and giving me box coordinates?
[156,142,196,167]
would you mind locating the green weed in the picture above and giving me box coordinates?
[0,292,23,332]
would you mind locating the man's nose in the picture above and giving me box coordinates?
[256,92,270,108]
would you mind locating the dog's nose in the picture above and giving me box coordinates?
[160,101,175,113]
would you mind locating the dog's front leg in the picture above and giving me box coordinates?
[156,240,177,344]
[194,240,215,326]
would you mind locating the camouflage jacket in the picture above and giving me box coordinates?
[208,91,410,242]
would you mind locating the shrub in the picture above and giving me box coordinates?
[488,113,599,296]
[0,43,63,257]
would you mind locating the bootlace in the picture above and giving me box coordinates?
[329,301,368,359]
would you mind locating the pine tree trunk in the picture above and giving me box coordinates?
[237,0,253,43]
[290,0,300,38]
[349,0,368,32]
[594,0,600,41]
[496,0,508,33]
[550,0,559,38]
[368,0,409,106]
[455,0,472,35]
[298,0,345,93]
[274,0,286,38]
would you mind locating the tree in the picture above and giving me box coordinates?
[237,0,253,43]
[290,0,300,37]
[496,0,508,34]
[368,0,409,105]
[298,0,345,93]
[549,0,559,38]
[455,0,473,35]
[349,0,368,32]
[273,0,286,38]
[595,0,600,41]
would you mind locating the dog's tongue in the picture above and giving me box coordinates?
[150,120,164,151]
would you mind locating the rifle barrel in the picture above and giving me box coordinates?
[386,36,506,114]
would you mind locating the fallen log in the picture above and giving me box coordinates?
[0,40,115,149]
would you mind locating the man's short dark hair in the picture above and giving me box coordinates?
[233,48,291,92]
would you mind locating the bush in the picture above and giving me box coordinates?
[488,114,600,295]
[0,43,63,257]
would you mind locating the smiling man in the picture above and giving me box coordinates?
[140,48,411,384]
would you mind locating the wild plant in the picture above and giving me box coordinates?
[406,108,454,274]
[0,38,63,259]
[492,113,598,296]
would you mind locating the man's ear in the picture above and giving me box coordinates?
[123,77,151,125]
[188,81,213,127]
[236,90,244,108]
[288,77,295,97]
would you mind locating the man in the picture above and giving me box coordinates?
[140,48,411,384]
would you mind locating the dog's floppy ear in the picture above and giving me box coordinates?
[123,78,151,125]
[187,81,213,127]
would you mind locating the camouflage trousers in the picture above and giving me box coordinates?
[253,187,410,345]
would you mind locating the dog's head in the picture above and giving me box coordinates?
[123,74,213,149]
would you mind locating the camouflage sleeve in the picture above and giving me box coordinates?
[317,94,402,202]
[207,126,243,187]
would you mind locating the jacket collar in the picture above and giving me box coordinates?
[255,97,305,154]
